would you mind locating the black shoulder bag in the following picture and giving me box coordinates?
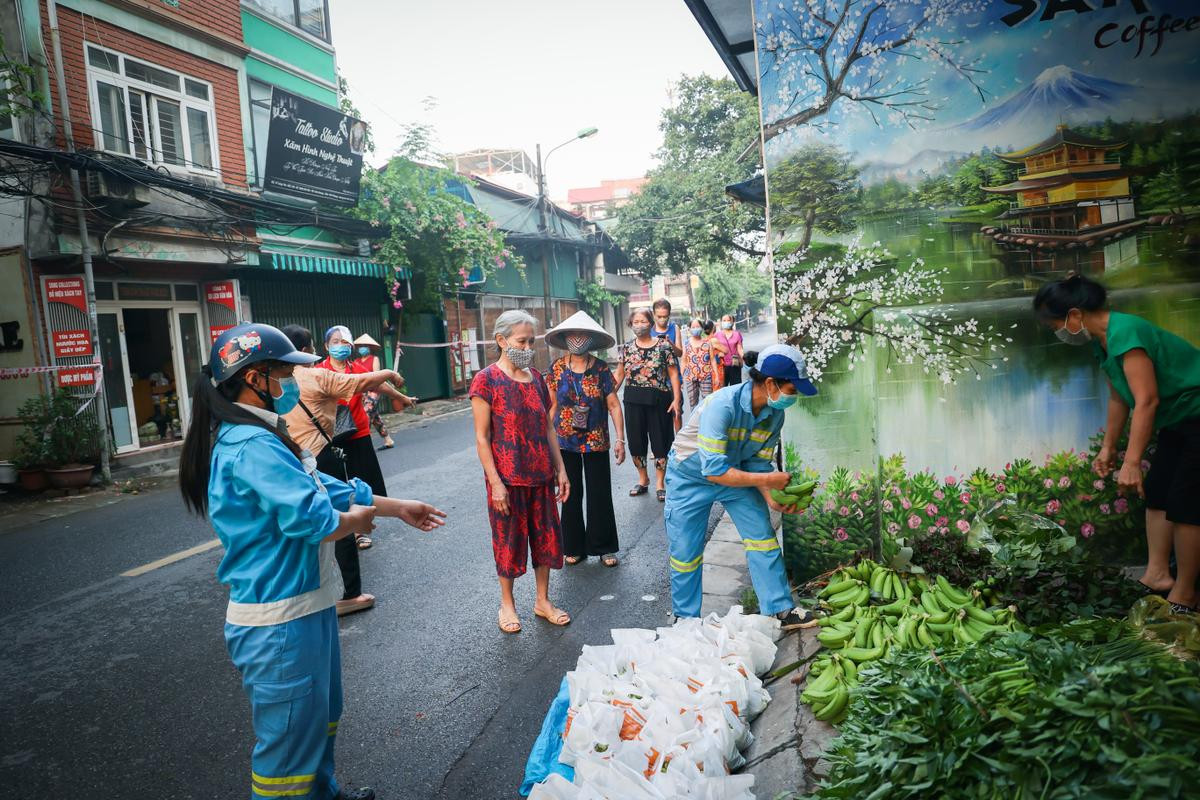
[299,400,350,481]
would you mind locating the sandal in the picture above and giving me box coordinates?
[534,604,571,626]
[776,608,820,630]
[355,534,372,550]
[601,554,619,567]
[629,484,649,497]
[1168,601,1198,615]
[656,489,666,502]
[565,555,585,565]
[498,608,522,634]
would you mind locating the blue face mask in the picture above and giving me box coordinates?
[328,344,352,361]
[357,346,372,357]
[271,375,301,415]
[767,382,798,410]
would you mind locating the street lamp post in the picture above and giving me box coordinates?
[535,127,598,341]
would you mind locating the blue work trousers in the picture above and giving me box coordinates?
[225,607,342,799]
[664,466,793,618]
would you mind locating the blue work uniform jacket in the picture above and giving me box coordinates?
[669,381,782,482]
[209,408,373,627]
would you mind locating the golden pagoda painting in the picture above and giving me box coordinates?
[980,125,1142,250]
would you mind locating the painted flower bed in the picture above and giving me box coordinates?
[781,431,1144,587]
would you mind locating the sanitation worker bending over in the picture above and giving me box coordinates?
[663,345,819,628]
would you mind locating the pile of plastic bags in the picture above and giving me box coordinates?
[528,606,780,800]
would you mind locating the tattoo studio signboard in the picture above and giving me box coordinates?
[262,88,368,205]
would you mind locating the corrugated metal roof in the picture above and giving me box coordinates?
[683,0,757,94]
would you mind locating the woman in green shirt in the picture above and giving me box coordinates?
[1034,275,1200,613]
[1032,275,1200,614]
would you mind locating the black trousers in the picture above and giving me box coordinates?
[624,397,674,460]
[724,364,743,385]
[561,450,619,557]
[318,435,388,599]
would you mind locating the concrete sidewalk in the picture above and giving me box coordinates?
[701,512,837,799]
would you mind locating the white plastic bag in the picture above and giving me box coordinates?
[528,773,580,800]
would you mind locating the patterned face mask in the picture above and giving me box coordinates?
[506,345,535,370]
[565,334,593,354]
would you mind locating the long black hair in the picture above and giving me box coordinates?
[1032,274,1107,322]
[178,360,303,516]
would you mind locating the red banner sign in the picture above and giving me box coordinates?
[209,324,234,344]
[56,366,98,388]
[45,277,87,313]
[52,329,93,358]
[205,281,236,310]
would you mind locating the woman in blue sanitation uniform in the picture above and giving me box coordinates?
[179,323,446,800]
[664,345,819,628]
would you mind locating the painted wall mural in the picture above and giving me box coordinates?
[753,0,1200,479]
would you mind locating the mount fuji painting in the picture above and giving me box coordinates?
[947,66,1146,151]
[958,66,1139,130]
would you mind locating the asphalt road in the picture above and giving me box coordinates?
[0,323,778,799]
[0,405,682,800]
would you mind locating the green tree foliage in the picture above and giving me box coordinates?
[613,75,765,281]
[771,143,861,247]
[694,259,772,320]
[352,120,519,314]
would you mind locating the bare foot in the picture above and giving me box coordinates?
[533,600,571,626]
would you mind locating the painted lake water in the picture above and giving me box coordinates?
[782,209,1200,477]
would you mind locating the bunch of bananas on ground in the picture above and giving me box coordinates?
[769,476,818,511]
[801,560,1022,724]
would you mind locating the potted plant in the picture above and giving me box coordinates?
[42,390,101,488]
[13,395,51,491]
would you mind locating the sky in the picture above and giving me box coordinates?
[755,0,1200,167]
[330,0,730,202]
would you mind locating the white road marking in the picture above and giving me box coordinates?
[599,595,615,601]
[641,595,657,602]
[120,539,222,577]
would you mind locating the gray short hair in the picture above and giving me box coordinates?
[493,309,537,340]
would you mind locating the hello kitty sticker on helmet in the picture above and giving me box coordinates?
[218,331,262,369]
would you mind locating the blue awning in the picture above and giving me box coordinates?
[262,251,410,280]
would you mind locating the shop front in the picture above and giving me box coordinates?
[40,274,243,454]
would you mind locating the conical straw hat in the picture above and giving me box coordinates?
[353,333,380,348]
[544,310,616,351]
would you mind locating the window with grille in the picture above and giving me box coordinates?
[85,44,218,174]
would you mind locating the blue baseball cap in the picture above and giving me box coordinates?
[757,344,818,396]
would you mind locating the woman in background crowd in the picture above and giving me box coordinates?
[714,314,745,386]
[470,310,572,634]
[352,334,400,450]
[614,309,682,502]
[545,311,625,567]
[682,318,724,410]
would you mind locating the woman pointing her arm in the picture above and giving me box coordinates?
[1033,275,1200,613]
[179,324,445,800]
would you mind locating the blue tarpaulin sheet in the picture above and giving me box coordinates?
[519,676,575,796]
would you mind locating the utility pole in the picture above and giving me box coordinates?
[535,143,552,343]
[46,0,111,482]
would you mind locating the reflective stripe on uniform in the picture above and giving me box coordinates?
[669,553,703,573]
[327,720,339,736]
[252,771,314,797]
[748,428,772,443]
[726,427,747,441]
[697,434,726,454]
[743,537,780,552]
[754,446,774,460]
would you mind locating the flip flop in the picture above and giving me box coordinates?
[355,534,372,550]
[601,554,619,567]
[534,606,571,626]
[565,555,585,565]
[1168,601,1198,615]
[498,608,522,634]
[1138,581,1171,599]
[656,489,666,502]
[629,484,649,496]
